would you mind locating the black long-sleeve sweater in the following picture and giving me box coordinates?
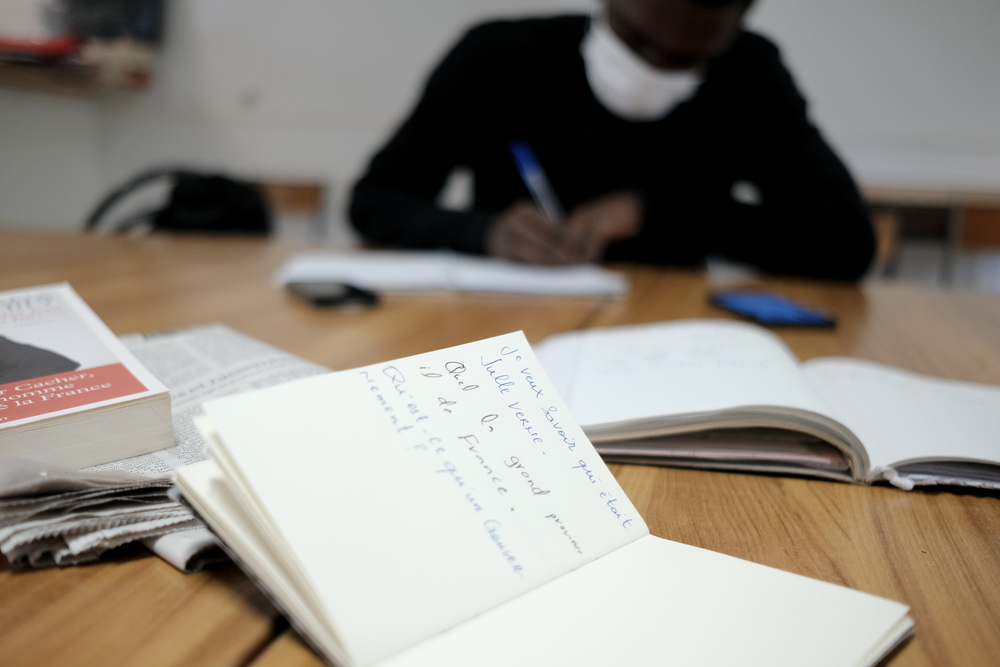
[350,15,875,280]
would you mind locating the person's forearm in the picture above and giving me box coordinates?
[717,191,875,280]
[604,184,875,280]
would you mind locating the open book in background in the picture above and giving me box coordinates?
[176,331,911,667]
[273,251,628,297]
[0,283,171,468]
[535,320,1000,491]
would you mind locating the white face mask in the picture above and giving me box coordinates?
[581,14,703,122]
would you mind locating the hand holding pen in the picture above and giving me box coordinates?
[485,141,643,265]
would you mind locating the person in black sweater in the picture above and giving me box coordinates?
[350,0,875,280]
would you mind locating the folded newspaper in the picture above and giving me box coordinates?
[0,324,327,570]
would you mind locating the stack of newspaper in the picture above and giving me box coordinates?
[0,460,196,567]
[0,324,327,570]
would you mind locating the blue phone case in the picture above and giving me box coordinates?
[710,291,836,328]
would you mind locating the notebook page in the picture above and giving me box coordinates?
[378,534,911,667]
[174,459,350,666]
[802,357,1000,473]
[202,332,646,667]
[536,320,833,427]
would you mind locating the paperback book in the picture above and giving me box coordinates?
[0,283,172,468]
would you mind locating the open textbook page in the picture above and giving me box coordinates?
[178,331,912,667]
[535,320,867,478]
[183,332,647,666]
[802,358,1000,489]
[89,324,328,476]
[536,320,1000,489]
[538,319,827,420]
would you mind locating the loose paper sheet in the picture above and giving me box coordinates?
[203,331,647,666]
[274,251,628,297]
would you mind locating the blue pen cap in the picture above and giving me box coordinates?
[509,140,542,175]
[508,140,566,221]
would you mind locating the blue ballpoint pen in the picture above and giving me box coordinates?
[509,141,566,222]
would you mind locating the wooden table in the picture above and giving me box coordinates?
[1,229,999,667]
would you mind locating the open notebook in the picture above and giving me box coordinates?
[176,332,910,667]
[535,320,1000,490]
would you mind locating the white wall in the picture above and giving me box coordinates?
[1,0,998,232]
[747,0,1000,191]
[0,88,102,228]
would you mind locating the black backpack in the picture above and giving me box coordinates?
[84,168,272,235]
